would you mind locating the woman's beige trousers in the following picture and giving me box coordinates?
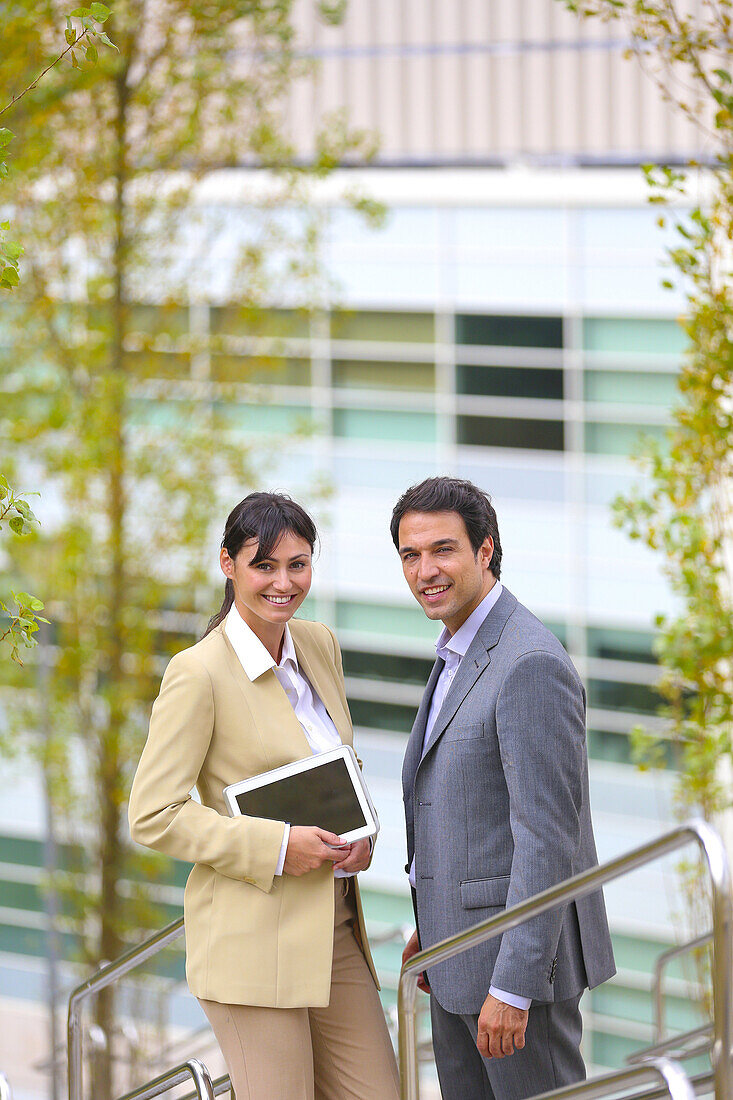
[199,878,400,1100]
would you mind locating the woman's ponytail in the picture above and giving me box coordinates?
[203,578,235,638]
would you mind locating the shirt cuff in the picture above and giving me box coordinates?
[489,985,532,1011]
[274,823,290,876]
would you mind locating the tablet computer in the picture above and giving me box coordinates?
[223,745,379,844]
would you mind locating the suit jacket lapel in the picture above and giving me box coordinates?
[403,655,443,794]
[419,587,518,761]
[291,630,354,749]
[219,627,313,766]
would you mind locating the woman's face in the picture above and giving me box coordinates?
[220,530,312,632]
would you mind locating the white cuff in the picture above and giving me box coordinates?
[275,823,290,876]
[489,985,532,1011]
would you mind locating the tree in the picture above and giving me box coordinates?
[559,0,733,1009]
[1,7,116,665]
[0,3,374,1094]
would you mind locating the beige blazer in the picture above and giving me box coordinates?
[128,617,378,1008]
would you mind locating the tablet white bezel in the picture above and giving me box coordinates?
[223,745,380,844]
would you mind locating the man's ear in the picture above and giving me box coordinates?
[480,536,494,571]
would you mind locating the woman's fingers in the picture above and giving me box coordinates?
[283,826,350,874]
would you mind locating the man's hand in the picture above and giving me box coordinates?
[402,929,430,993]
[477,993,528,1058]
[332,837,371,873]
[283,826,347,876]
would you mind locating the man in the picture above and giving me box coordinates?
[393,476,615,1100]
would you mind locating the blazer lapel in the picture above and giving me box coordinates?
[419,587,518,760]
[218,626,313,767]
[403,655,443,794]
[291,630,354,748]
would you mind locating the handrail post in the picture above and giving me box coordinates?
[652,931,712,1042]
[397,819,733,1100]
[66,917,184,1100]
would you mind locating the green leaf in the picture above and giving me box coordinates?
[85,43,98,64]
[28,598,45,611]
[1,266,20,287]
[90,2,110,20]
[0,129,14,150]
[8,515,24,533]
[714,68,732,84]
[66,27,77,45]
[70,7,90,15]
[95,31,118,50]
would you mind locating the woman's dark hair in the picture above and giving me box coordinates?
[390,476,502,579]
[204,491,318,637]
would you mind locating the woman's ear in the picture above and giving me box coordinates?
[220,547,234,579]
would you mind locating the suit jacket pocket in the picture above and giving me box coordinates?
[460,875,510,909]
[444,721,484,742]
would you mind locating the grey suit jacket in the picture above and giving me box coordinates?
[402,587,615,1014]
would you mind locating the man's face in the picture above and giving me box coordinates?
[397,510,495,635]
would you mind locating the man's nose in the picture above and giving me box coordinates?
[417,556,440,582]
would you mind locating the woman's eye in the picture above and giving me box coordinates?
[256,563,273,571]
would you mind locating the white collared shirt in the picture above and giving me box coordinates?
[224,605,356,877]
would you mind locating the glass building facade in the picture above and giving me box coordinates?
[0,170,708,1094]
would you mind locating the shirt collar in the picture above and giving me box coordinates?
[225,604,297,681]
[435,581,503,662]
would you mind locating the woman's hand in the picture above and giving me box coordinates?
[283,826,348,876]
[332,837,371,874]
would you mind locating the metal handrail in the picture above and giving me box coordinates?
[627,1022,712,1065]
[180,1072,233,1100]
[397,819,732,1100]
[67,916,184,1100]
[0,1071,12,1100]
[114,1058,214,1100]
[530,1058,695,1100]
[653,932,713,1042]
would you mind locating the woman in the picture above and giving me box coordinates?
[129,492,400,1100]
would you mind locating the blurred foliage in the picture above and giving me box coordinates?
[0,1,375,1089]
[561,0,733,1009]
[0,475,48,663]
[1,6,117,668]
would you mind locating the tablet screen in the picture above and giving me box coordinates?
[234,756,368,836]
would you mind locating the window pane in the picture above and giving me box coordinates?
[458,364,563,399]
[587,627,656,663]
[333,359,435,391]
[333,408,437,442]
[583,318,686,355]
[348,698,416,733]
[211,355,310,385]
[584,371,678,406]
[584,422,665,455]
[215,403,311,433]
[456,314,563,348]
[128,304,189,338]
[342,649,434,685]
[331,310,434,343]
[458,416,564,451]
[210,306,310,338]
[587,729,634,765]
[588,679,661,715]
[125,352,190,379]
[337,600,438,642]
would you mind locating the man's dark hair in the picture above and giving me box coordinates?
[390,476,502,579]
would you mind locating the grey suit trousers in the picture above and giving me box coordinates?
[430,993,584,1100]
